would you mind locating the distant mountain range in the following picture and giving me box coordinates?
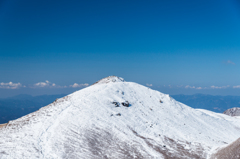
[0,93,240,124]
[172,94,240,113]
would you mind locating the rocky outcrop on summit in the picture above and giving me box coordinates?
[223,107,240,116]
[93,76,125,85]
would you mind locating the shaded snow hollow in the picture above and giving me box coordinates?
[0,76,239,159]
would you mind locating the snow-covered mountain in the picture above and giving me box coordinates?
[0,76,239,159]
[223,107,240,116]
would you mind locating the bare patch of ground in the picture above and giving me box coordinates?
[60,125,208,159]
[131,129,208,159]
[0,123,7,128]
[210,138,240,159]
[61,127,151,159]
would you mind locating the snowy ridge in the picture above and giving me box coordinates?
[0,77,240,158]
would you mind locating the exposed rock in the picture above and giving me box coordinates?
[223,107,240,116]
[93,76,125,85]
[112,102,120,107]
[122,101,130,107]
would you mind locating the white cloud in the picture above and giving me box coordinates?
[185,85,195,89]
[0,82,23,89]
[34,82,48,87]
[224,60,235,65]
[33,80,57,88]
[184,85,206,89]
[210,85,230,89]
[233,85,240,88]
[70,83,89,88]
[32,81,89,88]
[184,85,231,89]
[146,83,153,87]
[210,86,219,89]
[213,107,221,110]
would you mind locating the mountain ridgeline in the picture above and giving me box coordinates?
[0,94,66,124]
[1,92,240,124]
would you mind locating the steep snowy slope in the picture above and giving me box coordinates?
[0,76,240,159]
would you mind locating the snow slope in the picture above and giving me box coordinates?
[0,76,240,159]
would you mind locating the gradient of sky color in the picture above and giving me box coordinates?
[1,0,240,97]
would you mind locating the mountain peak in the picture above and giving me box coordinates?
[1,78,240,158]
[93,76,125,85]
[223,107,240,116]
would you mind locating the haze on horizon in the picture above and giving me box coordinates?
[1,0,240,97]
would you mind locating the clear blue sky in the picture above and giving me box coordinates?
[1,0,240,97]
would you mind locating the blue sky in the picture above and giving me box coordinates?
[1,0,240,97]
